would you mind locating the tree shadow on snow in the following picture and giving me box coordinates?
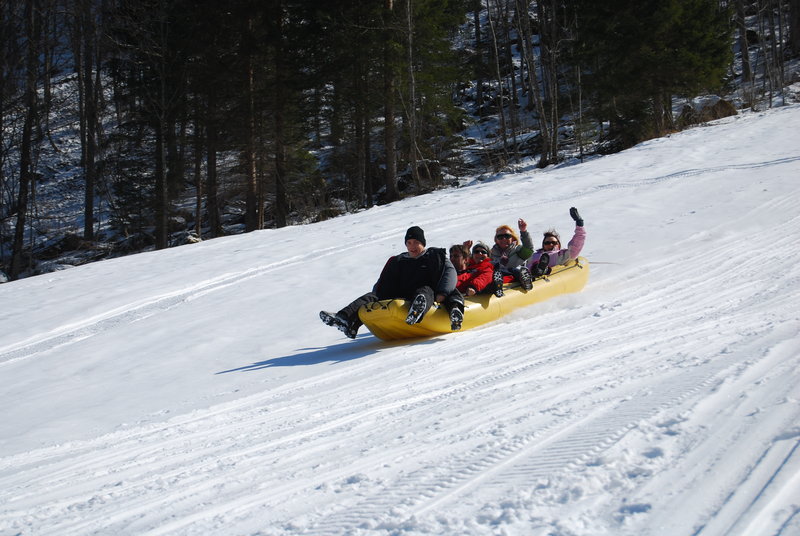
[216,334,437,373]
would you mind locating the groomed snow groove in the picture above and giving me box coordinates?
[303,353,741,535]
[1,106,799,536]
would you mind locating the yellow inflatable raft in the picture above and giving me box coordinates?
[358,257,589,340]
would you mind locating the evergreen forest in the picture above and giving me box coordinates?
[1,0,799,280]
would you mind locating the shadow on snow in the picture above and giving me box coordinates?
[216,334,438,373]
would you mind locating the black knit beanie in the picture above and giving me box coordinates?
[404,226,426,246]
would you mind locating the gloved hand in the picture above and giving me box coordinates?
[570,207,584,227]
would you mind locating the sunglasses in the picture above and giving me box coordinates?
[543,240,559,246]
[496,233,513,240]
[473,249,488,256]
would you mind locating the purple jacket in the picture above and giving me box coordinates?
[526,226,586,269]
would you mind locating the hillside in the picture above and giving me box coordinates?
[3,1,799,282]
[1,105,799,535]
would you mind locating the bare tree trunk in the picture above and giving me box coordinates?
[513,2,531,110]
[257,150,266,228]
[405,0,421,188]
[652,91,673,135]
[0,4,8,268]
[537,2,559,168]
[516,0,552,167]
[0,107,5,269]
[193,115,203,238]
[364,113,374,207]
[737,0,753,82]
[547,0,560,162]
[312,86,323,149]
[245,17,259,232]
[206,89,221,238]
[351,7,368,209]
[535,0,560,166]
[81,0,98,241]
[473,0,484,115]
[273,100,288,228]
[790,0,800,56]
[383,0,400,201]
[354,59,367,207]
[775,0,786,103]
[576,66,585,162]
[42,4,54,137]
[500,2,519,160]
[154,119,168,249]
[171,97,187,198]
[756,0,778,106]
[768,0,783,102]
[272,0,288,227]
[11,0,40,280]
[68,0,97,240]
[486,0,509,167]
[153,6,169,250]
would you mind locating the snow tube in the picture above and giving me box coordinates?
[359,257,590,340]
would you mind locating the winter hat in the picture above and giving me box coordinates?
[405,226,426,246]
[472,241,491,256]
[494,225,519,243]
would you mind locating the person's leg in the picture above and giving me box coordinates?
[531,253,550,278]
[492,268,504,297]
[320,292,378,338]
[337,292,378,322]
[444,289,465,330]
[513,265,533,290]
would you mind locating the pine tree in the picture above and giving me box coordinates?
[569,0,732,147]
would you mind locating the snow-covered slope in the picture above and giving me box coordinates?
[1,106,799,535]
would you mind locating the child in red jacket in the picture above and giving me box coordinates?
[455,241,495,297]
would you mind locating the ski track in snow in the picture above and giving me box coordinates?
[2,109,800,535]
[2,153,796,370]
[3,201,799,535]
[301,217,800,535]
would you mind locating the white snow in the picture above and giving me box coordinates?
[2,105,800,535]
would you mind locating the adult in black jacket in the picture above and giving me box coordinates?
[320,226,462,339]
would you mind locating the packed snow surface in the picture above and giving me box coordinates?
[2,106,800,535]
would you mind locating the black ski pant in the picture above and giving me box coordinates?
[443,288,464,316]
[337,292,379,330]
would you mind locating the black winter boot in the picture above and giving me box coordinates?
[517,266,533,290]
[405,294,428,325]
[492,270,504,297]
[531,253,550,278]
[320,311,359,339]
[450,308,463,331]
